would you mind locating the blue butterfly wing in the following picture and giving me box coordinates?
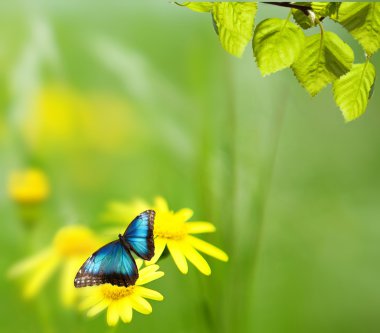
[123,210,155,260]
[74,240,138,288]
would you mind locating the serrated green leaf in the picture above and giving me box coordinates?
[292,3,341,29]
[312,2,341,18]
[292,9,316,29]
[291,3,316,29]
[177,2,214,13]
[212,2,258,57]
[334,2,380,56]
[292,32,354,96]
[333,62,376,121]
[253,18,305,76]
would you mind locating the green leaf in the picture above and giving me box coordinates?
[292,3,316,29]
[333,62,376,122]
[311,2,341,18]
[292,3,341,29]
[177,2,214,13]
[212,2,258,57]
[292,9,315,29]
[253,18,305,76]
[292,31,354,96]
[334,3,380,56]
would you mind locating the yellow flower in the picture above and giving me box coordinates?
[79,260,164,326]
[8,225,101,306]
[23,85,137,154]
[8,169,49,204]
[105,197,229,275]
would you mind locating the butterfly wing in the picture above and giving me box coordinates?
[123,210,155,260]
[74,240,138,288]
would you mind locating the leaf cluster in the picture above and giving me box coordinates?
[178,2,379,122]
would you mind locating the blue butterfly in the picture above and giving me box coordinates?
[74,210,155,288]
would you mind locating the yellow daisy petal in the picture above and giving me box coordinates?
[119,301,133,323]
[135,286,164,301]
[135,259,143,270]
[129,294,152,314]
[167,240,188,274]
[139,264,160,276]
[23,254,60,298]
[87,299,110,317]
[8,248,53,277]
[60,258,81,307]
[186,222,216,234]
[146,237,166,265]
[107,301,120,326]
[154,196,169,212]
[188,235,229,262]
[136,271,164,286]
[181,241,211,276]
[79,292,104,310]
[174,208,193,222]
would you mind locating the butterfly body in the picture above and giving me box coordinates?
[74,210,155,288]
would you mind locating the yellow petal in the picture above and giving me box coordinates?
[139,264,160,276]
[146,237,166,265]
[60,258,81,307]
[135,286,164,301]
[79,292,103,310]
[87,299,110,317]
[154,196,169,212]
[181,241,211,276]
[107,301,120,326]
[136,271,164,286]
[23,254,60,298]
[174,208,193,222]
[129,294,152,314]
[186,222,216,234]
[119,300,133,323]
[167,240,188,274]
[187,235,229,262]
[135,259,143,269]
[8,248,53,278]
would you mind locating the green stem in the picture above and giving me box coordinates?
[197,275,215,333]
[243,91,288,332]
[221,54,239,333]
[224,54,238,252]
[317,18,324,37]
[206,53,238,333]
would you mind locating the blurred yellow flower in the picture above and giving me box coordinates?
[79,260,164,326]
[8,169,49,204]
[8,225,101,307]
[105,197,229,275]
[23,85,137,154]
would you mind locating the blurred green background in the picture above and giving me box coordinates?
[1,1,380,333]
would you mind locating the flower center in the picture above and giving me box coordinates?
[101,284,135,300]
[53,226,99,257]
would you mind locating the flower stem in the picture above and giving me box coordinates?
[243,90,288,332]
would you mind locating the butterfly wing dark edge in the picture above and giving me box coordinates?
[74,240,138,288]
[74,210,155,288]
[123,209,155,261]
